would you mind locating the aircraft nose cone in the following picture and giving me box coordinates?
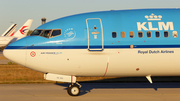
[3,40,27,66]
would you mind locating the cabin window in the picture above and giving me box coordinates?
[112,32,117,38]
[40,30,52,38]
[173,31,178,38]
[129,31,134,38]
[121,32,125,38]
[155,31,160,38]
[30,30,43,36]
[164,31,169,38]
[51,30,61,37]
[147,31,151,38]
[138,31,143,38]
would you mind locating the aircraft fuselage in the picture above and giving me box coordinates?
[3,9,180,77]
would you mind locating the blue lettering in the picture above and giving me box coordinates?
[138,50,148,54]
[149,50,160,54]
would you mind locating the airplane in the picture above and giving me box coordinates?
[3,8,180,96]
[0,19,33,47]
[1,24,17,36]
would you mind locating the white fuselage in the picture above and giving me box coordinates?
[3,48,180,77]
[0,36,19,47]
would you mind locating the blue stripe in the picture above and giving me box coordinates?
[5,45,180,49]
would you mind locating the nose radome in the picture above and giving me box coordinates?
[3,39,27,66]
[3,49,26,66]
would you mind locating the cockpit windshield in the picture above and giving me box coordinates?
[30,30,43,36]
[30,29,61,38]
[40,30,51,38]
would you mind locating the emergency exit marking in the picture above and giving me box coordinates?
[30,51,36,57]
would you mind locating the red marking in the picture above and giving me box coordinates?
[10,32,15,36]
[144,41,146,42]
[118,41,120,43]
[30,51,36,57]
[103,62,109,77]
[136,68,140,71]
[118,52,120,53]
[94,27,97,29]
[71,76,73,83]
[19,26,27,35]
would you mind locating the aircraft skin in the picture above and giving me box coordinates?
[0,24,18,47]
[1,24,17,36]
[0,19,33,47]
[3,8,180,95]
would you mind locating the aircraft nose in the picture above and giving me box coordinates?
[3,39,27,66]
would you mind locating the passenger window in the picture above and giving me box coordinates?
[155,31,160,38]
[147,31,151,38]
[112,32,117,38]
[30,30,43,36]
[40,30,52,38]
[173,31,178,38]
[51,30,61,37]
[121,32,125,38]
[164,31,169,38]
[138,31,143,38]
[129,31,134,38]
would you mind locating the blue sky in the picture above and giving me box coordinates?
[0,0,179,35]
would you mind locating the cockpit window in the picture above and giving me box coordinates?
[30,30,43,36]
[30,29,61,38]
[51,30,61,37]
[40,30,51,38]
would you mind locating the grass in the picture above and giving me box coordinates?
[7,62,17,65]
[0,65,54,84]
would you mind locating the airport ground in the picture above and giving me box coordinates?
[0,83,180,101]
[0,51,180,100]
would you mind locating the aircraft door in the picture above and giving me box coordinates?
[86,18,104,51]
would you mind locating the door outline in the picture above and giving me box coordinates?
[86,18,104,51]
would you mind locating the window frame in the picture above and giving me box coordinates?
[30,29,44,36]
[164,31,169,38]
[129,31,134,38]
[50,29,62,38]
[147,31,152,38]
[121,31,126,38]
[172,31,178,38]
[31,29,62,38]
[155,31,160,38]
[40,30,52,38]
[112,32,117,38]
[138,31,143,38]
